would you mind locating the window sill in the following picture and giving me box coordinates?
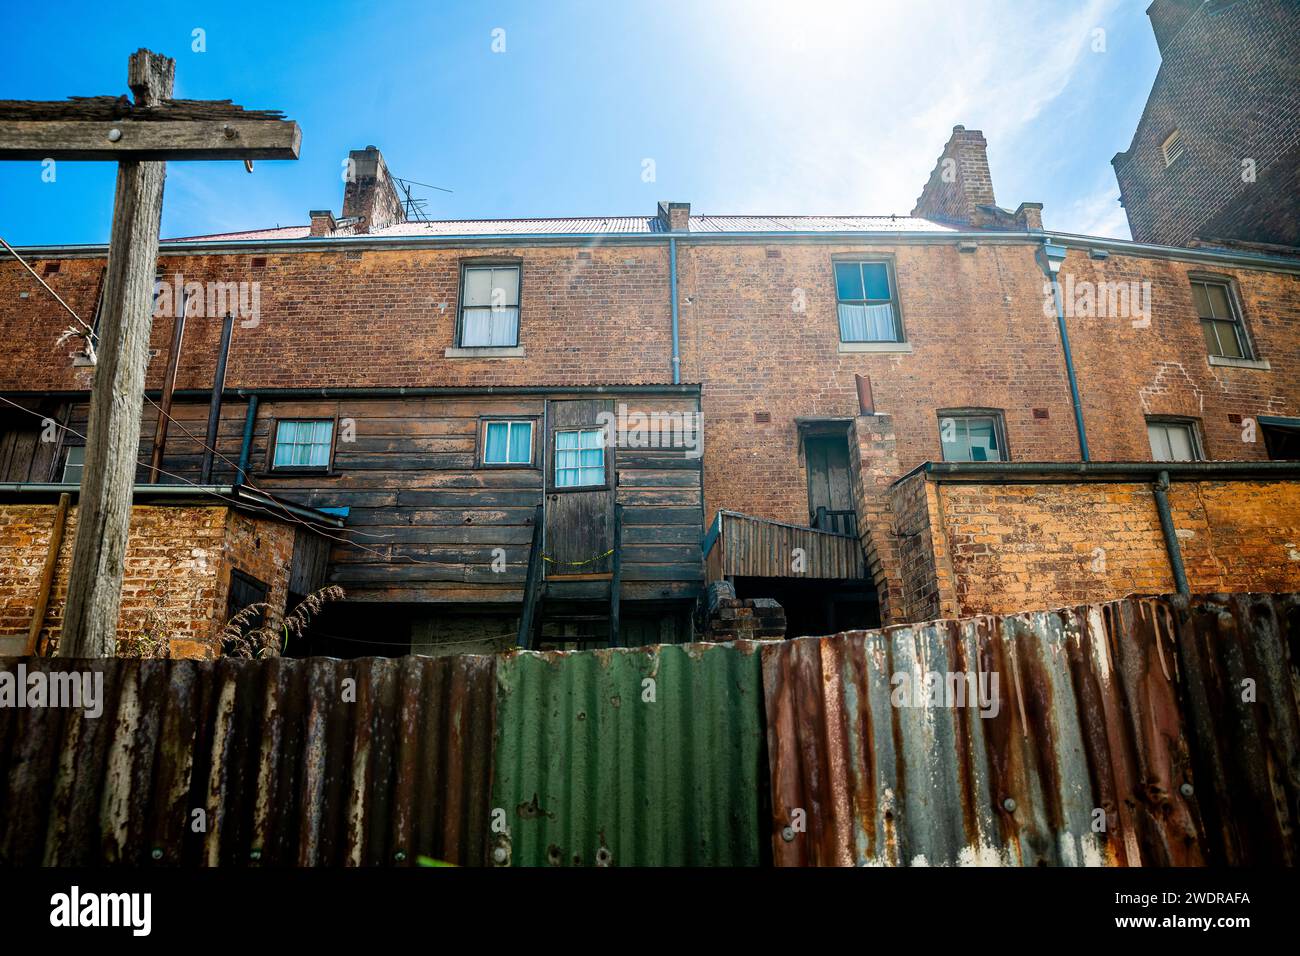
[445,346,526,359]
[838,341,912,353]
[1208,355,1270,370]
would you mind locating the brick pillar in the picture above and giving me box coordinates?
[849,414,906,625]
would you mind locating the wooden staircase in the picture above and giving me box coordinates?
[517,503,623,649]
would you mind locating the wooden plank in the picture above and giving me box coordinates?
[517,504,545,648]
[610,503,623,646]
[26,493,70,655]
[0,118,301,161]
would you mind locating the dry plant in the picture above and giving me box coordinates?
[220,585,345,659]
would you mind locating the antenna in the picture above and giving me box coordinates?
[393,176,453,223]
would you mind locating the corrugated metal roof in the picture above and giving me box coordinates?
[761,592,1300,867]
[491,642,768,866]
[165,214,954,243]
[0,654,496,866]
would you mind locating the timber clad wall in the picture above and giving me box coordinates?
[0,504,293,657]
[891,474,1300,619]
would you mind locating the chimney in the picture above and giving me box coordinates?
[657,201,690,232]
[911,125,996,225]
[309,209,336,237]
[1146,0,1202,54]
[342,146,406,234]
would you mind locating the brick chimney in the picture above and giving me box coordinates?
[1146,0,1203,54]
[309,209,336,237]
[342,146,406,234]
[657,201,690,232]
[912,125,1044,231]
[912,126,996,225]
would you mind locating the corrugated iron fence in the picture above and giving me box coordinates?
[2,593,1296,866]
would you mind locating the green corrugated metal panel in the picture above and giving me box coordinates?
[492,642,766,866]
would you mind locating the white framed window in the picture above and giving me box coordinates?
[482,420,533,466]
[272,419,335,470]
[834,260,903,343]
[1161,130,1184,167]
[1147,419,1201,462]
[555,427,605,488]
[61,445,85,483]
[459,264,521,347]
[939,412,1006,463]
[1191,278,1250,359]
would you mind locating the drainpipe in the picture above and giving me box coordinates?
[1152,470,1190,594]
[200,313,235,484]
[669,237,681,384]
[236,395,259,487]
[1036,240,1090,461]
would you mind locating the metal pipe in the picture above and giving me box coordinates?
[1037,240,1090,461]
[149,307,186,481]
[236,395,258,486]
[200,314,235,483]
[669,237,681,384]
[1152,470,1190,594]
[916,460,1300,480]
[855,374,875,415]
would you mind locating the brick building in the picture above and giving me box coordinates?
[1112,0,1300,249]
[2,126,1299,655]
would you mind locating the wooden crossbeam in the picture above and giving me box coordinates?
[0,118,301,161]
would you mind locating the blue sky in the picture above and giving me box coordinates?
[0,0,1158,246]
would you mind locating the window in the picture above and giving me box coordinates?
[482,420,534,466]
[1261,418,1300,461]
[225,569,269,630]
[1147,419,1201,462]
[61,446,85,483]
[1161,130,1184,167]
[459,264,520,347]
[834,260,902,343]
[1191,279,1249,359]
[938,412,1005,462]
[271,420,334,471]
[555,428,605,488]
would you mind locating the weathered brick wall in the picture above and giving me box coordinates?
[1113,0,1300,246]
[0,503,292,658]
[892,474,1300,619]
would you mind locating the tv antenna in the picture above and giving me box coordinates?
[393,176,453,222]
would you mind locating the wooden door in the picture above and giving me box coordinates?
[544,399,615,578]
[805,435,852,524]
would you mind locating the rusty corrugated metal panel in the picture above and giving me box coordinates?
[0,654,495,866]
[762,593,1300,866]
[714,511,865,581]
[491,642,767,866]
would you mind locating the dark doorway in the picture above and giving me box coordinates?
[732,576,878,638]
[804,430,856,535]
[544,399,615,577]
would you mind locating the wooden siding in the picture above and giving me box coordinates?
[61,393,705,604]
[705,510,866,581]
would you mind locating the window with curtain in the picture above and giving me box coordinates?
[938,413,1005,462]
[1190,279,1248,359]
[482,420,533,465]
[834,260,902,342]
[1147,420,1201,462]
[272,420,334,470]
[555,428,605,488]
[459,265,521,347]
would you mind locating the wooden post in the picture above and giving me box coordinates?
[609,503,623,647]
[26,493,71,656]
[517,504,545,649]
[58,51,173,657]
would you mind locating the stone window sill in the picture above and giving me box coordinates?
[838,341,912,354]
[445,346,526,359]
[1208,355,1270,370]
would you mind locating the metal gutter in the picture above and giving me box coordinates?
[236,394,259,485]
[668,237,681,384]
[0,383,703,401]
[900,459,1300,485]
[12,230,1300,273]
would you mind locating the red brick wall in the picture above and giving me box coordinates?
[892,474,1300,619]
[0,503,292,658]
[1112,0,1300,246]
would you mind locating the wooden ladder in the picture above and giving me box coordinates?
[517,503,622,649]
